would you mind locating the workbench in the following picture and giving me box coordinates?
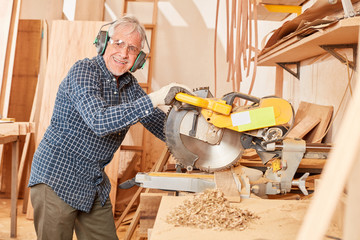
[0,122,35,238]
[150,195,341,240]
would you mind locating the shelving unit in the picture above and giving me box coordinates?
[258,16,359,71]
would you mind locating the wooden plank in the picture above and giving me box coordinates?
[150,196,335,240]
[286,115,321,139]
[297,45,360,239]
[0,136,18,145]
[0,0,13,95]
[10,138,19,237]
[294,101,333,143]
[0,0,21,117]
[0,122,35,136]
[214,168,240,202]
[23,19,47,217]
[35,20,105,148]
[139,193,167,238]
[275,65,283,97]
[343,156,360,239]
[8,20,42,122]
[17,20,44,202]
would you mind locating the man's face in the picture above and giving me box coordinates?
[103,25,142,77]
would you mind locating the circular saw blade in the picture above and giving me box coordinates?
[180,128,244,172]
[164,87,244,173]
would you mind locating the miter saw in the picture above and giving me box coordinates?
[126,88,328,196]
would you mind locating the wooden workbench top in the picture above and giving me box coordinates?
[150,196,341,240]
[0,122,35,136]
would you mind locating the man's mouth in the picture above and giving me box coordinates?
[113,56,128,65]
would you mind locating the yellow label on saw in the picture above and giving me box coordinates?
[230,107,276,132]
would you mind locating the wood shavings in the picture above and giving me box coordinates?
[166,188,259,231]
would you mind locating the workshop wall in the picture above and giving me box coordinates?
[18,0,354,143]
[283,50,358,142]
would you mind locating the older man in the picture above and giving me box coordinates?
[29,15,191,240]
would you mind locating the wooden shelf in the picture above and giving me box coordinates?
[258,16,360,66]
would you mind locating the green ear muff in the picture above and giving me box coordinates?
[94,31,109,55]
[130,51,147,72]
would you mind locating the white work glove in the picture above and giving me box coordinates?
[148,83,193,108]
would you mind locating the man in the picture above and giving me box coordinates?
[28,15,191,240]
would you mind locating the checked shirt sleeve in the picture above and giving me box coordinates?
[132,84,166,142]
[66,60,154,137]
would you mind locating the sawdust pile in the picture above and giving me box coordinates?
[166,188,259,231]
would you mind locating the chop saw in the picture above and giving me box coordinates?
[129,88,329,196]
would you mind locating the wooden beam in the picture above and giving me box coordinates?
[297,44,360,238]
[0,0,14,98]
[139,193,168,238]
[0,0,21,117]
[286,115,321,139]
[275,65,283,97]
[214,168,240,202]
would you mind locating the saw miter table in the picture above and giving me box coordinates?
[123,88,329,197]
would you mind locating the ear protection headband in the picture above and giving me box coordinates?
[93,21,149,73]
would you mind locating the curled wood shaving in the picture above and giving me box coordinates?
[166,188,259,231]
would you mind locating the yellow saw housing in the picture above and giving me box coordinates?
[175,93,293,132]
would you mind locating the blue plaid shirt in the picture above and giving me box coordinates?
[29,55,166,212]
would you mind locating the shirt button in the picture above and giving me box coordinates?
[145,110,149,114]
[107,79,110,82]
[113,78,116,82]
[114,91,118,94]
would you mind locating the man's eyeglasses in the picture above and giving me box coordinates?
[109,38,140,55]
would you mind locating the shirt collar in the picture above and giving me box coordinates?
[94,55,132,87]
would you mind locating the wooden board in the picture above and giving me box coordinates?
[35,20,104,147]
[150,196,341,240]
[0,0,20,117]
[139,193,168,237]
[298,36,360,239]
[0,122,35,136]
[293,101,333,143]
[214,169,240,202]
[8,20,42,122]
[0,0,13,95]
[287,115,320,139]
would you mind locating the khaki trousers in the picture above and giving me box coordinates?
[30,184,118,240]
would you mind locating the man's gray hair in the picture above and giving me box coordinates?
[108,15,146,49]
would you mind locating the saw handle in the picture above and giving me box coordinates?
[175,92,232,115]
[222,92,260,105]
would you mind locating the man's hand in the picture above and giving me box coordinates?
[148,83,193,108]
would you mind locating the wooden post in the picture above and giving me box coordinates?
[275,65,283,98]
[11,137,19,238]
